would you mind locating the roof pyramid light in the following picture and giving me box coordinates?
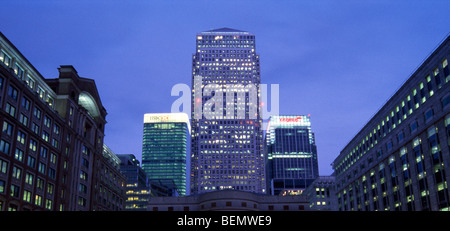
[205,27,246,32]
[200,27,251,35]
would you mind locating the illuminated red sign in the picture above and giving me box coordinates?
[279,116,302,122]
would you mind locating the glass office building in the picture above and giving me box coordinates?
[190,28,265,194]
[142,113,190,196]
[265,115,319,195]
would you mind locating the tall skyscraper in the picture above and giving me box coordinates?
[142,113,190,196]
[190,28,265,194]
[265,115,319,195]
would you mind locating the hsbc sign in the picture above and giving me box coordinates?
[143,113,190,125]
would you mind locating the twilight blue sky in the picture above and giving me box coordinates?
[1,0,449,176]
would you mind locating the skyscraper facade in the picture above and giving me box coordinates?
[142,113,190,196]
[190,28,265,194]
[117,154,150,210]
[265,115,319,195]
[332,35,450,211]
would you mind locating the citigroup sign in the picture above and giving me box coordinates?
[279,116,302,122]
[269,115,311,128]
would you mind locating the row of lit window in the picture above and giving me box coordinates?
[1,84,62,151]
[202,134,254,139]
[199,144,256,149]
[337,58,449,175]
[201,139,253,143]
[197,39,254,44]
[1,137,58,172]
[201,160,256,166]
[200,80,257,85]
[202,173,256,179]
[196,185,259,192]
[196,70,255,76]
[195,48,256,54]
[197,45,255,49]
[125,189,149,195]
[198,149,257,155]
[338,120,450,210]
[0,177,54,210]
[200,125,255,129]
[197,35,255,40]
[201,180,257,186]
[200,58,254,63]
[2,82,59,125]
[199,164,258,171]
[0,48,55,109]
[201,120,257,125]
[338,94,449,180]
[201,66,255,72]
[200,55,254,60]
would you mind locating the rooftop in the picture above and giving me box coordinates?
[206,27,245,32]
[200,27,251,34]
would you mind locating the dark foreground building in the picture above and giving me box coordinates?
[332,35,450,211]
[0,31,126,211]
[303,176,337,211]
[148,190,309,211]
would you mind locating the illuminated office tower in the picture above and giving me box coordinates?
[265,115,319,195]
[142,113,190,196]
[190,28,265,194]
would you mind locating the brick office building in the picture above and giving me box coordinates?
[0,31,125,211]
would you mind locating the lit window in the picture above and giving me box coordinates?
[0,139,10,154]
[2,121,13,136]
[0,50,12,67]
[23,190,32,203]
[13,63,24,80]
[33,107,42,119]
[12,166,21,179]
[17,131,26,144]
[47,96,54,107]
[37,87,45,100]
[25,173,33,185]
[38,162,46,174]
[14,148,23,162]
[26,75,35,89]
[35,195,43,206]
